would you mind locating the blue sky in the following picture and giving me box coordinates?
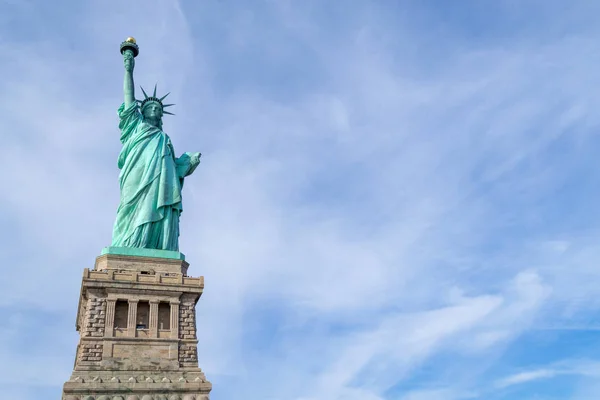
[1,0,600,399]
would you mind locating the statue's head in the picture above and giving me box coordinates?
[142,100,163,126]
[138,84,174,128]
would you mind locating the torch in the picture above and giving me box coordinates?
[120,37,139,57]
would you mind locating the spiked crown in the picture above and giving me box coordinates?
[137,84,175,115]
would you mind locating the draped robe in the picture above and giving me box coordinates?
[111,102,198,251]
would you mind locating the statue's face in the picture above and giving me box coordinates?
[142,102,163,121]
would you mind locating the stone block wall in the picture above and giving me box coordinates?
[179,344,198,366]
[83,296,107,338]
[178,296,196,340]
[179,294,198,366]
[78,342,103,363]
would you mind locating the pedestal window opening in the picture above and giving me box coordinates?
[137,301,150,329]
[114,300,128,329]
[158,302,171,330]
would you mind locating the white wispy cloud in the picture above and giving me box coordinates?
[496,359,600,389]
[496,369,558,388]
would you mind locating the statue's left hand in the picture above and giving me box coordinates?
[176,152,201,178]
[191,152,202,165]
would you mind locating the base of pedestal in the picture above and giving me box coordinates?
[62,369,211,400]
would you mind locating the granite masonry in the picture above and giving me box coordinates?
[61,252,212,400]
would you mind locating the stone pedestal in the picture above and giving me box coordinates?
[61,253,212,400]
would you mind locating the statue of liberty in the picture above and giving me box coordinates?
[109,38,201,252]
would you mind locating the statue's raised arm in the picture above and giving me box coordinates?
[120,37,139,107]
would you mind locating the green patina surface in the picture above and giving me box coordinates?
[108,39,201,252]
[101,246,185,260]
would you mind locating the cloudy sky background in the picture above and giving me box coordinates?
[2,0,600,398]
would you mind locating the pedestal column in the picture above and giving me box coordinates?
[127,299,138,337]
[150,300,159,338]
[170,301,180,339]
[105,299,116,338]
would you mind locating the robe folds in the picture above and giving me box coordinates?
[111,102,198,251]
